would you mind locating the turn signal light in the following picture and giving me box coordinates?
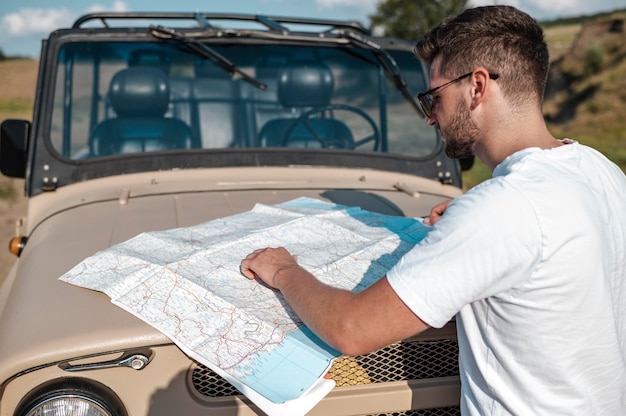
[9,236,27,257]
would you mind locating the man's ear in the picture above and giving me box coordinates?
[469,68,491,109]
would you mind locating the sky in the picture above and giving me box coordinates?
[1,0,624,59]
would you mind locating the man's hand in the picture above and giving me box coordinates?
[423,200,452,226]
[241,247,301,289]
[241,247,430,356]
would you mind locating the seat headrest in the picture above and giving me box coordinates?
[277,61,334,107]
[109,67,170,117]
[128,49,172,73]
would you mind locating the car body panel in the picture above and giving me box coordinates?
[0,12,464,416]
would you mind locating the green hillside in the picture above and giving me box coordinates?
[463,9,626,189]
[1,10,625,191]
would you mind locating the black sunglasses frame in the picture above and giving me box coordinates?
[417,72,499,118]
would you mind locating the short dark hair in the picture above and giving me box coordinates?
[414,6,550,107]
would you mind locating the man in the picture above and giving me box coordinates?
[241,6,626,415]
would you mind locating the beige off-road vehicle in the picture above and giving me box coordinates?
[0,12,466,416]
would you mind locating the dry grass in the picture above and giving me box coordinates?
[0,59,39,103]
[0,59,36,279]
[544,24,582,61]
[463,17,626,189]
[0,59,37,201]
[0,59,38,99]
[0,59,36,191]
[0,59,38,121]
[545,17,626,166]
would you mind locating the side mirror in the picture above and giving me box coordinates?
[1,119,30,178]
[459,156,474,171]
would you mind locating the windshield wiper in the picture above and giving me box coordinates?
[336,30,424,118]
[149,25,267,91]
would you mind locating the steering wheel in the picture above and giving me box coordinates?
[282,104,381,151]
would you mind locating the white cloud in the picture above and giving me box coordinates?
[315,0,378,10]
[314,0,379,23]
[86,0,129,14]
[1,1,129,38]
[2,7,76,36]
[315,0,378,8]
[470,0,622,20]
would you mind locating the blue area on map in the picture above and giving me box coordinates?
[230,197,432,403]
[280,197,430,243]
[61,196,433,407]
[239,326,341,403]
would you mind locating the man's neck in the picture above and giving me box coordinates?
[476,119,560,171]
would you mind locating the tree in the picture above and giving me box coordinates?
[369,0,468,40]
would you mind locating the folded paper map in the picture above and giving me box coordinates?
[59,197,430,415]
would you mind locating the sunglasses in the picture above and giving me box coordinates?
[417,72,500,118]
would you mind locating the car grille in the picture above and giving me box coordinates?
[371,410,460,416]
[191,338,459,415]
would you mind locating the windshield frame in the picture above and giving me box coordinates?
[25,26,458,196]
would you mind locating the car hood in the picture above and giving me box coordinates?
[0,166,461,378]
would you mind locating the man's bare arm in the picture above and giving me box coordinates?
[241,247,429,356]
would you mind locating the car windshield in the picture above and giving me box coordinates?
[50,41,437,160]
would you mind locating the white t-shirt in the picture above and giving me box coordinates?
[387,141,626,415]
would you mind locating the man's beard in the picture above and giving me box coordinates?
[440,98,479,160]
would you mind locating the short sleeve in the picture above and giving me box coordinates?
[387,177,543,328]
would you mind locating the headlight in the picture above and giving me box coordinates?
[22,394,111,416]
[16,378,126,416]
